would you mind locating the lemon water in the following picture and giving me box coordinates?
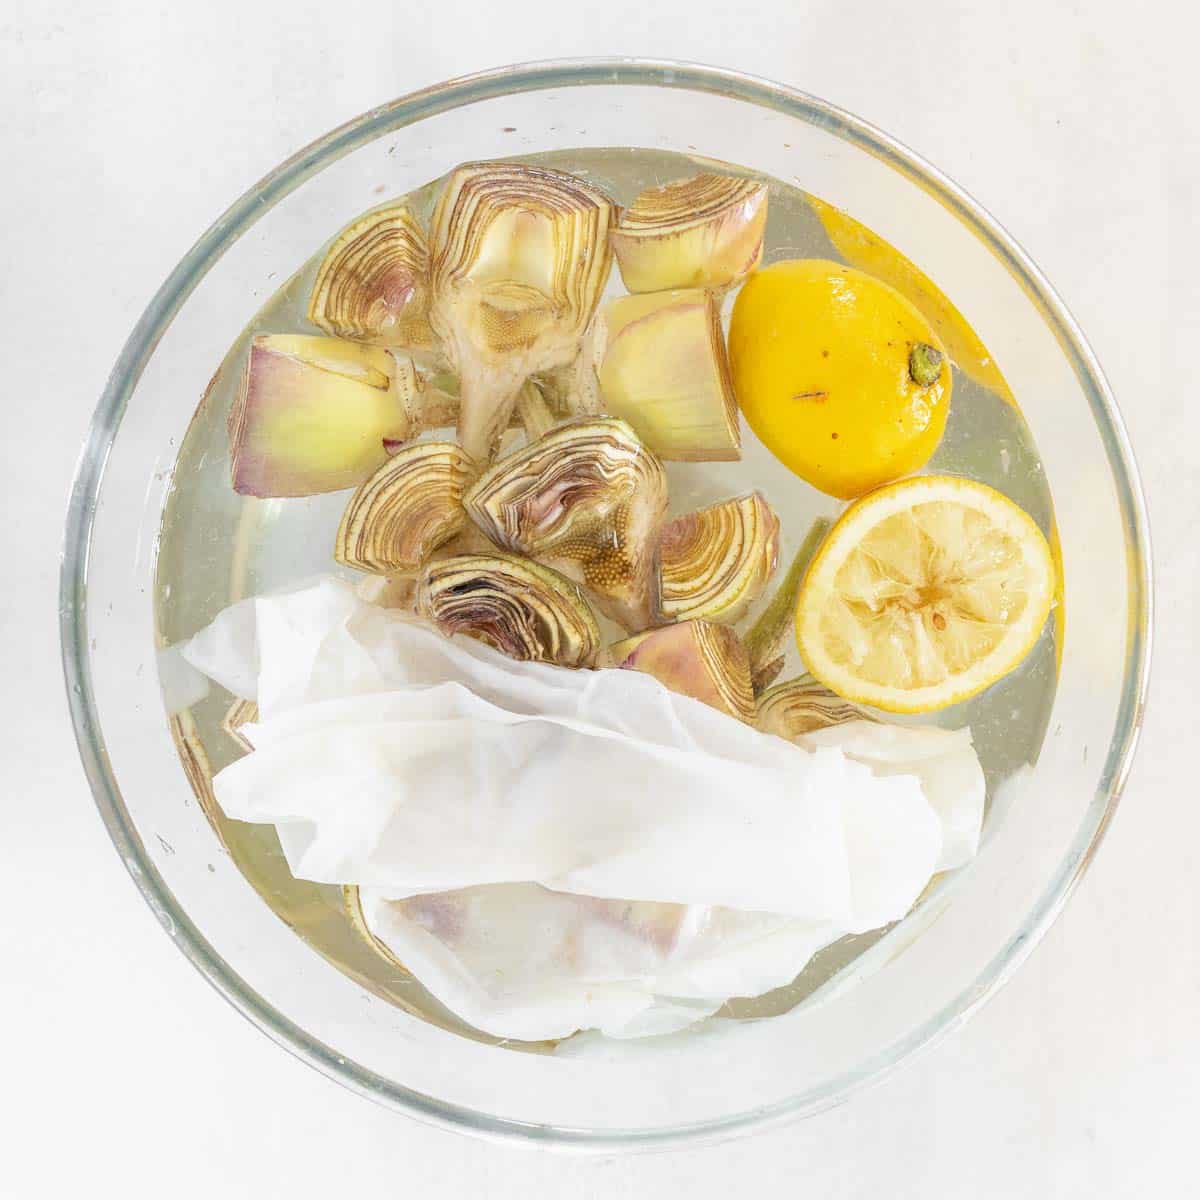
[155,146,1058,1048]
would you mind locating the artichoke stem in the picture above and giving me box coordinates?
[744,517,831,687]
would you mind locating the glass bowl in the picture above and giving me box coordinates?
[61,59,1152,1149]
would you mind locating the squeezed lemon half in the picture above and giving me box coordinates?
[796,476,1055,713]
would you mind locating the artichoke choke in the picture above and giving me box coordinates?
[464,418,668,630]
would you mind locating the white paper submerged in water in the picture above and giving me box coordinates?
[799,722,985,873]
[156,643,211,715]
[359,886,839,1041]
[181,578,985,1041]
[219,687,945,922]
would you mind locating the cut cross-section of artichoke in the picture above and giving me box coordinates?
[755,676,872,741]
[335,441,476,575]
[418,552,601,668]
[428,162,617,463]
[657,491,780,625]
[307,202,434,351]
[610,173,768,293]
[464,417,668,631]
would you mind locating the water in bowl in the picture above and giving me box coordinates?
[154,146,1058,1050]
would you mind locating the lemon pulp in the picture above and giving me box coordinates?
[797,476,1055,712]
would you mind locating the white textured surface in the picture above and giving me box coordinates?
[1,2,1190,1196]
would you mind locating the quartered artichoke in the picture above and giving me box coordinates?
[228,334,408,497]
[755,676,871,740]
[428,162,617,463]
[418,552,601,668]
[601,620,757,724]
[597,288,741,461]
[610,173,769,293]
[464,417,668,630]
[334,440,476,575]
[657,491,780,625]
[307,202,434,351]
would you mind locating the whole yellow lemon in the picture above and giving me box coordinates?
[728,259,951,499]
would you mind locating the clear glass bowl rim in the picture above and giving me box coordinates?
[60,57,1153,1150]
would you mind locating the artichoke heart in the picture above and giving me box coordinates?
[418,552,600,668]
[611,173,768,293]
[658,491,780,625]
[756,676,872,740]
[428,162,617,463]
[335,441,476,575]
[464,417,668,631]
[228,334,408,497]
[308,202,434,350]
[601,620,756,724]
[597,289,741,461]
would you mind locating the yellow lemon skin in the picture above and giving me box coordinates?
[809,197,1016,408]
[729,259,951,500]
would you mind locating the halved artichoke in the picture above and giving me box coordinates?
[610,173,769,293]
[418,552,600,667]
[601,620,756,723]
[597,288,740,461]
[657,491,780,625]
[428,162,617,462]
[334,441,476,575]
[307,202,434,350]
[463,418,668,630]
[755,676,871,740]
